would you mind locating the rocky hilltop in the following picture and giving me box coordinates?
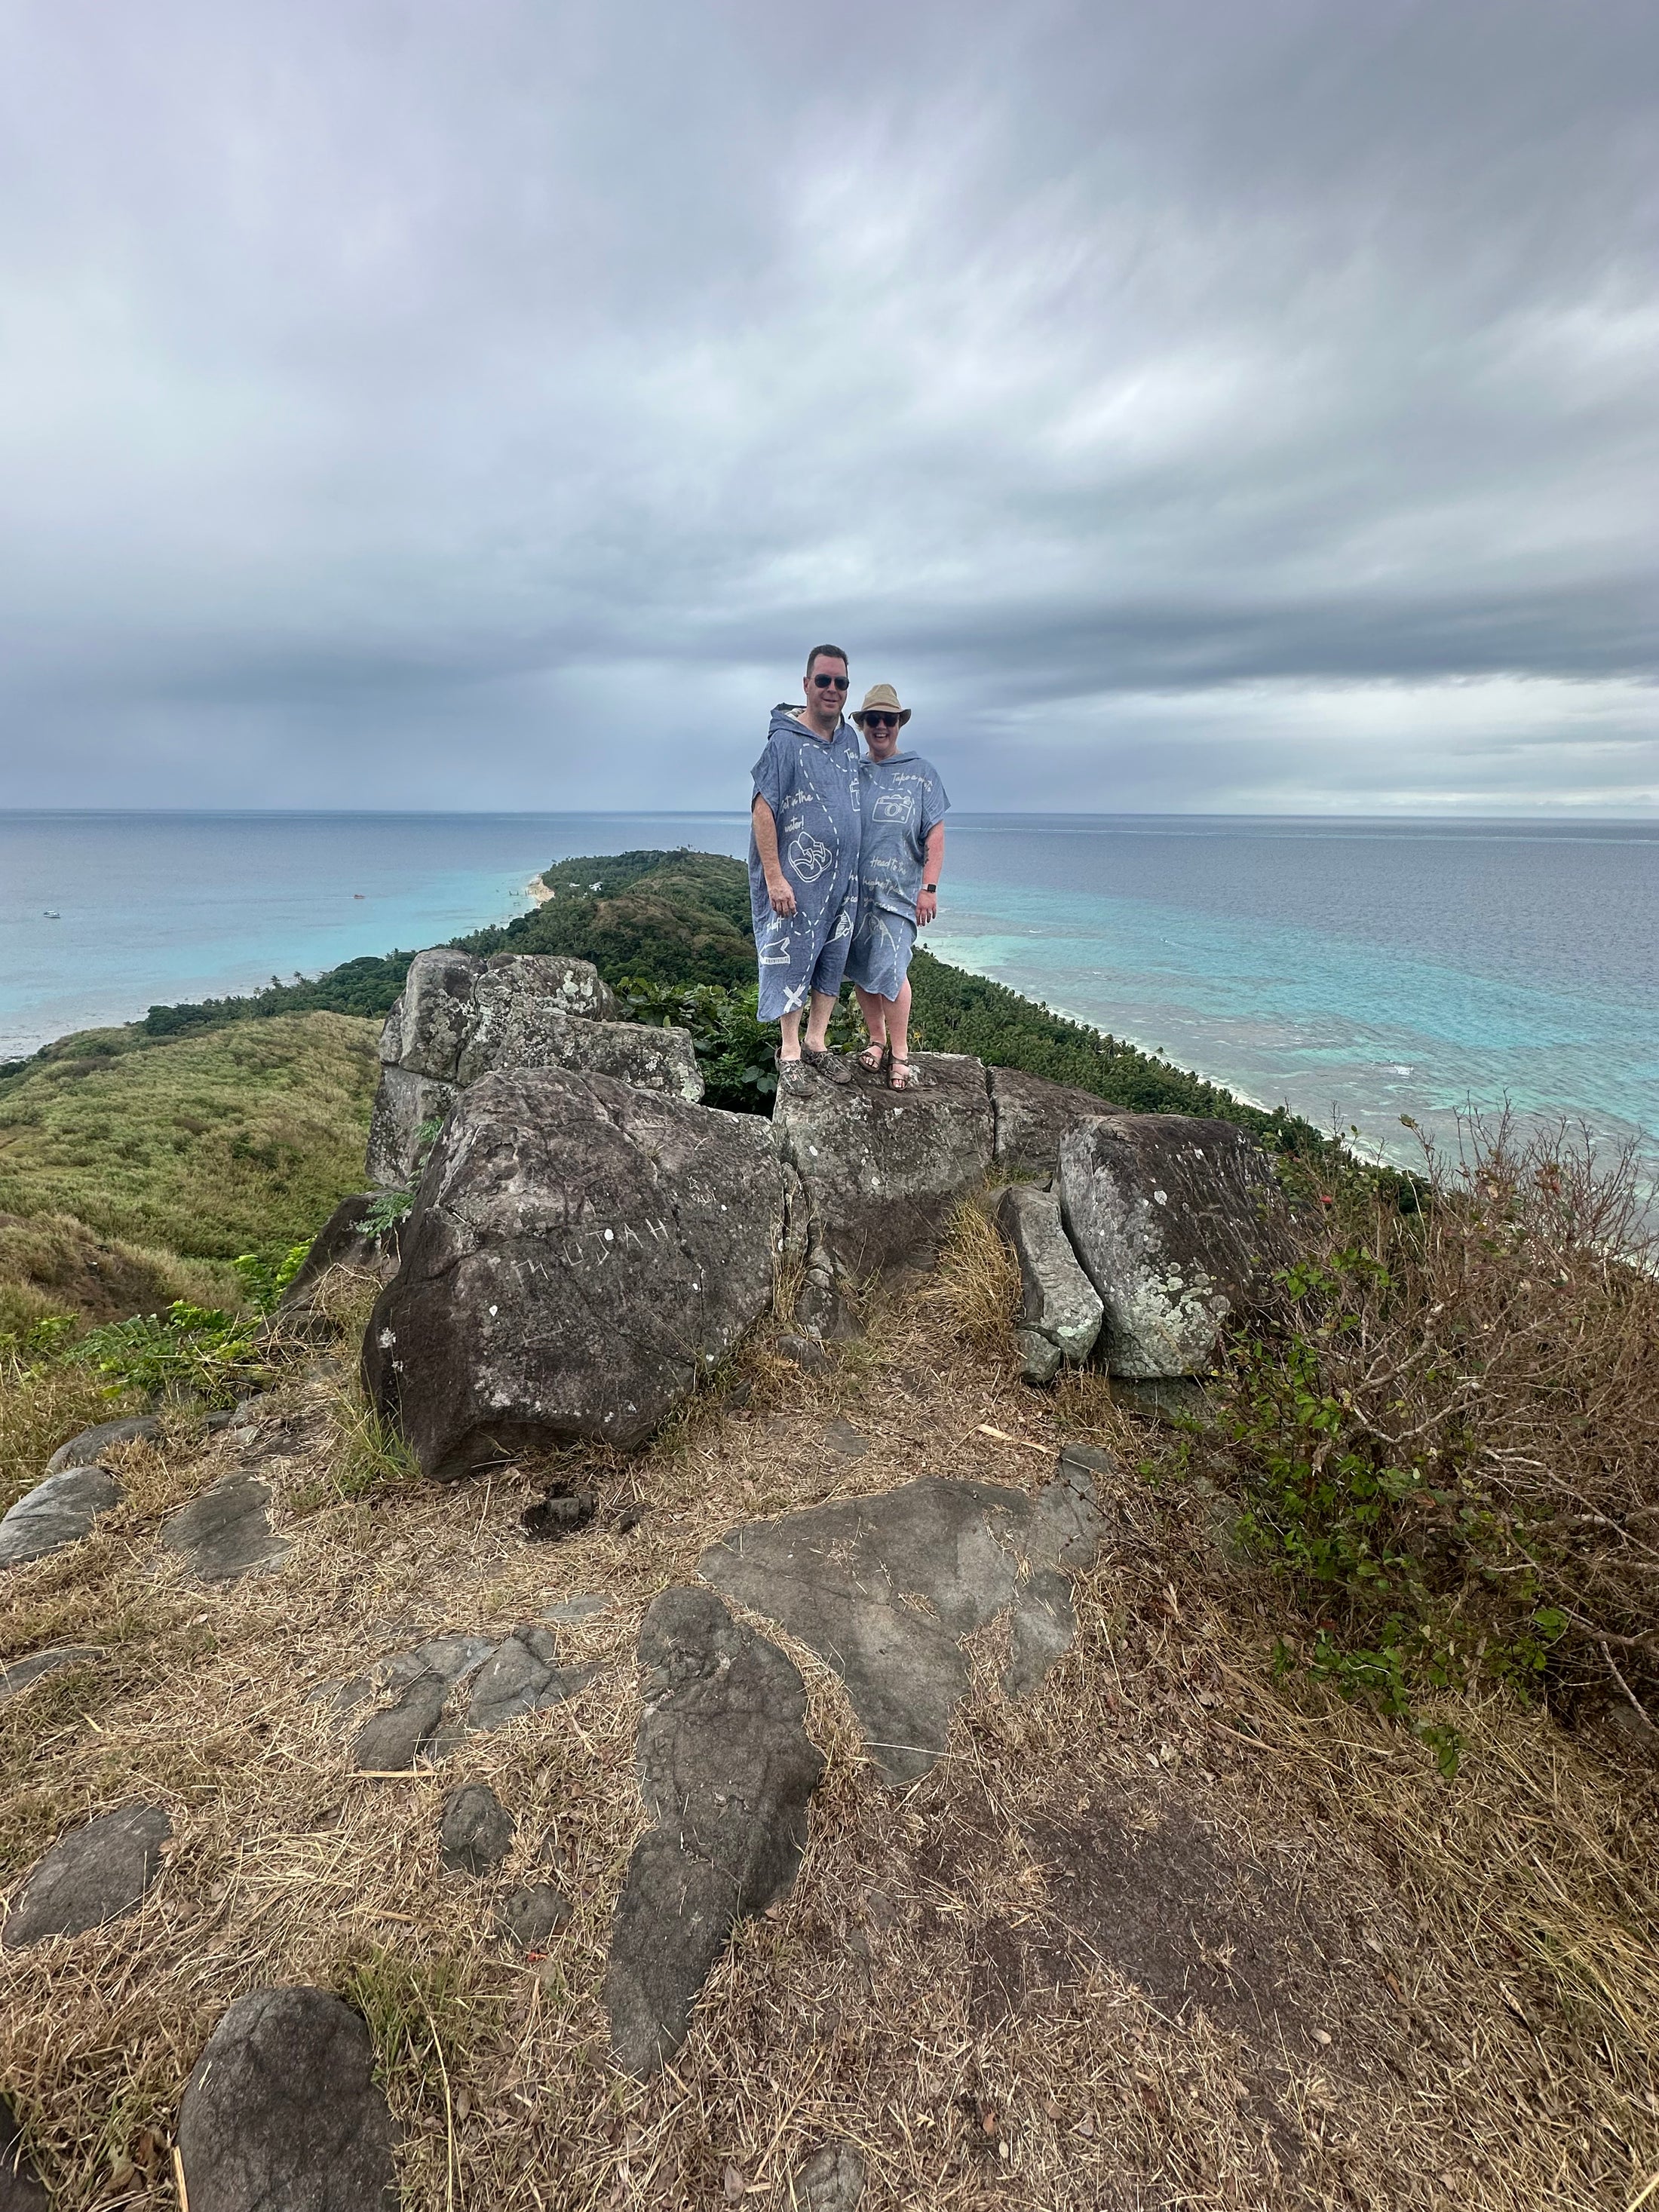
[2,885,1654,2211]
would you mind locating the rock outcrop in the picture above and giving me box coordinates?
[700,1456,1106,1784]
[330,1622,591,1769]
[774,1051,995,1335]
[3,1803,170,1948]
[363,1068,784,1477]
[992,1183,1105,1382]
[605,1587,823,2075]
[988,1066,1118,1181]
[0,1464,121,1572]
[176,1987,398,2212]
[366,948,699,1185]
[1059,1115,1293,1377]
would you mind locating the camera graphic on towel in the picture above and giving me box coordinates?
[787,832,832,884]
[871,794,915,825]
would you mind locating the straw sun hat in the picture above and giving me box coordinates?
[852,683,911,727]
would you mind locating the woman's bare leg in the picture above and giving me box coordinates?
[885,978,912,1063]
[854,985,889,1051]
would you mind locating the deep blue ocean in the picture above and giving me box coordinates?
[2,811,1654,1174]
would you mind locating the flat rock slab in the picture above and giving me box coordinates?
[992,1183,1104,1382]
[0,1644,104,1701]
[3,1802,170,1948]
[0,1464,121,1571]
[363,1066,784,1476]
[177,1986,397,2212]
[606,1587,824,2075]
[988,1066,1120,1181]
[45,1416,160,1476]
[1059,1114,1295,1378]
[700,1464,1107,1784]
[0,2095,48,2212]
[774,1051,994,1332]
[789,2141,867,2211]
[162,1472,290,1584]
[440,1784,514,1873]
[340,1624,590,1770]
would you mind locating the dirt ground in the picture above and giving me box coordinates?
[2,1248,1656,2212]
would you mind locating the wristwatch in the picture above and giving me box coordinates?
[923,882,938,892]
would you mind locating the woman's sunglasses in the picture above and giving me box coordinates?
[811,672,850,689]
[862,711,900,728]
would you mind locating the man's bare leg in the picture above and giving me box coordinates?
[778,1006,805,1061]
[854,985,888,1051]
[802,989,838,1054]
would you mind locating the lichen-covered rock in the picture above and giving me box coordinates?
[377,946,486,1079]
[774,1051,994,1334]
[988,1066,1118,1181]
[1058,1115,1293,1378]
[992,1183,1104,1382]
[364,1064,458,1189]
[605,1588,823,2075]
[176,1987,397,2212]
[3,1803,170,1948]
[0,1465,121,1572]
[363,1068,784,1477]
[700,1462,1105,1784]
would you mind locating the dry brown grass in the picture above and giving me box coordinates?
[2,1208,1656,2210]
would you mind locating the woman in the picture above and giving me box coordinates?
[845,683,949,1091]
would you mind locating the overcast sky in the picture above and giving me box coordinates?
[2,0,1654,815]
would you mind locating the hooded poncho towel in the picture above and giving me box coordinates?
[748,704,863,1020]
[845,750,950,1001]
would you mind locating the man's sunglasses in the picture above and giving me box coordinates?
[811,672,849,690]
[863,711,900,728]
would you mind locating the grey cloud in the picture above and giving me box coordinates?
[0,0,1654,813]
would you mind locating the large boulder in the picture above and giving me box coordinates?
[773,1052,994,1333]
[700,1458,1106,1784]
[991,1184,1104,1382]
[988,1066,1119,1181]
[1058,1115,1294,1377]
[366,949,696,1185]
[363,1069,785,1477]
[605,1587,824,2075]
[176,1987,397,2212]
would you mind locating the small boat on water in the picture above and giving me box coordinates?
[42,910,60,919]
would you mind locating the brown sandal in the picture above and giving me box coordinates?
[888,1056,921,1091]
[800,1045,853,1086]
[857,1042,890,1073]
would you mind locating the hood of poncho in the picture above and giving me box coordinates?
[768,704,848,744]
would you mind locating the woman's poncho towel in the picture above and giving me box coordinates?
[845,750,950,1001]
[748,705,863,1019]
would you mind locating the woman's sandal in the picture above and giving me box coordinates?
[857,1042,890,1073]
[799,1045,853,1086]
[888,1055,921,1091]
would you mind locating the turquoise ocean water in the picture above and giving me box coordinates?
[2,811,1654,1175]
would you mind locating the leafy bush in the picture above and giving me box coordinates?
[615,976,860,1112]
[1219,1115,1659,1769]
[232,1240,313,1313]
[71,1300,271,1408]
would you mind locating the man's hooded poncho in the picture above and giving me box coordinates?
[748,704,863,1020]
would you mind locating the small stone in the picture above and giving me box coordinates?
[497,1882,571,1953]
[3,1802,170,1948]
[162,1472,290,1584]
[541,1594,608,1625]
[0,1465,121,1572]
[440,1784,514,1873]
[520,1486,596,1542]
[776,1334,833,1373]
[0,2094,48,2212]
[822,1419,868,1459]
[612,1502,646,1534]
[788,2140,866,2210]
[465,1625,590,1733]
[44,1416,159,1476]
[0,1644,104,1702]
[176,1986,397,2212]
[348,1634,493,1771]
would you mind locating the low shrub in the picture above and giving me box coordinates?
[615,976,860,1112]
[1219,1114,1659,1769]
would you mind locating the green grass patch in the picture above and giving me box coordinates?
[0,1012,381,1259]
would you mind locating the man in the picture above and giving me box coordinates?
[845,682,948,1090]
[749,644,862,1084]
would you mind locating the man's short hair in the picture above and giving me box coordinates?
[805,643,848,675]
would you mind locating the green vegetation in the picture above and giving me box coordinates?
[616,976,860,1109]
[0,1011,380,1259]
[1213,1118,1659,1768]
